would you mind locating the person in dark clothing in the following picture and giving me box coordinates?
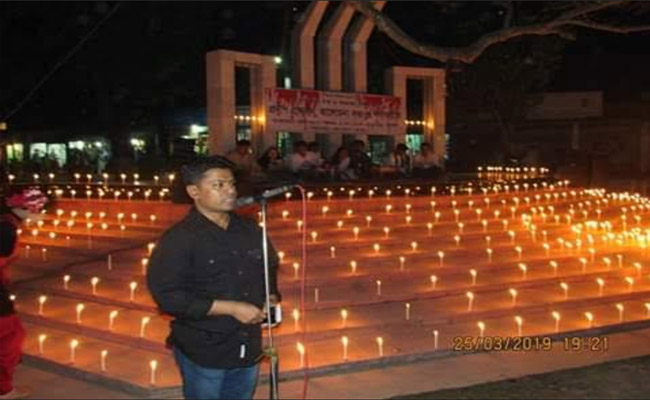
[146,155,281,400]
[349,139,372,179]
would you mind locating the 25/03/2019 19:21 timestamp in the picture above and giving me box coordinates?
[563,336,609,352]
[452,336,609,352]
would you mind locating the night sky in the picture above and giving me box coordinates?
[1,1,649,132]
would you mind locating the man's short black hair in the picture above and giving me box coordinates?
[181,155,236,186]
[294,140,307,149]
[236,139,251,147]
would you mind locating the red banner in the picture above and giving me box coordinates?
[265,88,403,135]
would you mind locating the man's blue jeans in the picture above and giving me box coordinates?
[173,347,259,399]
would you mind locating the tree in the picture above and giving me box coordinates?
[346,1,650,64]
[345,1,650,159]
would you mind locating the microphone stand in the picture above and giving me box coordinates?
[260,197,280,400]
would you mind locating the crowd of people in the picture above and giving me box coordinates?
[225,138,445,184]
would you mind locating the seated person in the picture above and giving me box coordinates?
[330,147,357,181]
[257,146,285,173]
[386,143,412,177]
[349,139,372,179]
[285,141,318,178]
[226,139,263,180]
[412,142,443,178]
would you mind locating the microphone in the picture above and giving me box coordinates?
[235,184,297,208]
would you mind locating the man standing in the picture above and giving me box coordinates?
[147,155,281,400]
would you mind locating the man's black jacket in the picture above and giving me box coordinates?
[146,207,281,368]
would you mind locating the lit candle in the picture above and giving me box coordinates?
[411,241,418,252]
[430,275,437,290]
[149,360,158,385]
[350,260,357,275]
[38,295,47,315]
[310,231,318,243]
[633,262,642,278]
[296,220,303,231]
[140,316,150,337]
[469,269,477,286]
[384,227,390,238]
[596,278,605,297]
[518,263,527,280]
[91,276,99,296]
[405,302,411,320]
[549,261,558,276]
[625,276,634,292]
[340,309,348,328]
[514,316,523,336]
[330,246,335,258]
[69,339,79,364]
[129,281,138,301]
[38,334,47,355]
[63,274,70,290]
[353,227,360,240]
[584,311,594,328]
[433,330,439,349]
[292,309,300,332]
[437,251,444,267]
[615,303,624,322]
[477,321,485,338]
[341,336,349,361]
[560,282,569,299]
[100,350,108,372]
[314,287,319,303]
[466,292,474,312]
[141,258,149,275]
[454,235,461,247]
[579,258,588,273]
[373,243,380,254]
[376,280,382,296]
[76,303,85,323]
[486,248,493,263]
[376,337,384,357]
[427,222,433,236]
[293,262,300,279]
[109,310,118,331]
[509,288,517,306]
[41,248,47,262]
[552,311,560,333]
[296,342,305,368]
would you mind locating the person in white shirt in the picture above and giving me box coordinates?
[412,142,443,178]
[226,140,263,179]
[285,141,313,176]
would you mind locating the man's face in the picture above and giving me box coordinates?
[297,145,307,156]
[421,145,431,155]
[186,168,237,213]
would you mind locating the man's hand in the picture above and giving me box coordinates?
[230,302,266,324]
[208,300,265,324]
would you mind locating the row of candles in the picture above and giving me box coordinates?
[278,180,570,203]
[8,172,175,186]
[46,187,171,202]
[35,335,159,384]
[31,296,650,373]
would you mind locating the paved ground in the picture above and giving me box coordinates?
[395,354,650,399]
[14,326,650,399]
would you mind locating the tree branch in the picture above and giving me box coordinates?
[562,19,650,34]
[346,0,641,64]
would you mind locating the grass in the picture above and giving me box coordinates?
[393,354,650,399]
